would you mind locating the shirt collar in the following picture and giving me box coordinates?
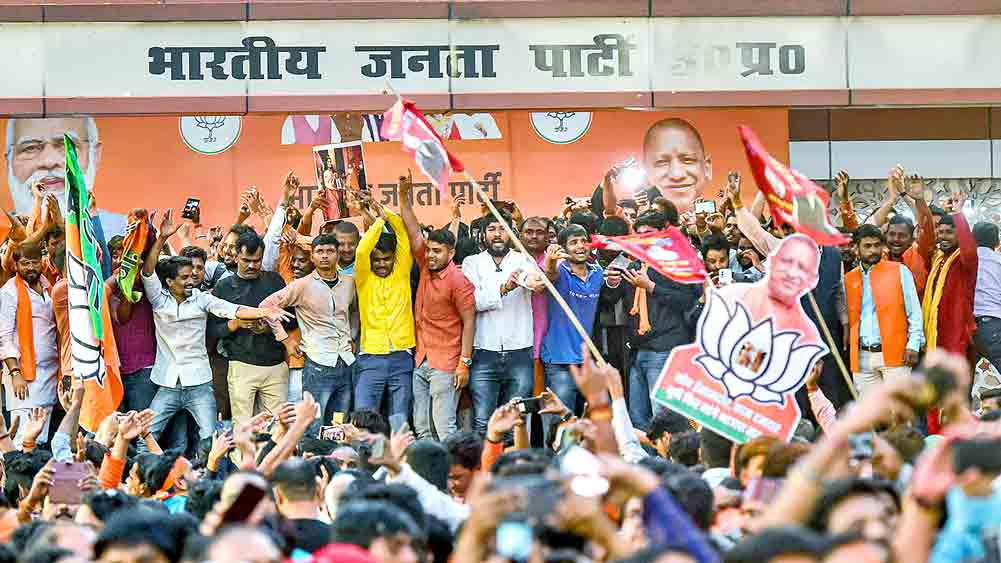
[561,260,598,282]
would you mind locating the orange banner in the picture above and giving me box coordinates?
[1,109,788,236]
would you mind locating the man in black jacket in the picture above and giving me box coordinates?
[614,211,702,431]
[209,231,292,425]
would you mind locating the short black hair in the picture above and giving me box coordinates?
[107,235,125,252]
[333,221,361,237]
[887,214,915,234]
[668,431,701,466]
[185,479,222,521]
[341,482,426,531]
[491,449,554,476]
[653,198,681,226]
[663,472,714,530]
[406,440,451,493]
[648,409,691,441]
[179,245,208,263]
[699,427,734,469]
[350,410,389,437]
[557,224,589,248]
[569,210,600,237]
[374,231,398,254]
[974,221,1000,249]
[158,256,193,284]
[853,223,885,244]
[636,456,690,478]
[272,459,318,502]
[44,224,64,243]
[94,509,189,563]
[701,232,730,257]
[235,230,265,256]
[724,525,823,563]
[482,211,514,231]
[312,233,339,249]
[598,217,630,237]
[16,546,73,563]
[809,478,899,533]
[331,500,421,549]
[81,489,138,523]
[136,451,183,493]
[938,215,956,228]
[427,228,456,249]
[633,211,668,232]
[13,242,43,261]
[443,432,482,471]
[228,223,255,238]
[4,450,51,504]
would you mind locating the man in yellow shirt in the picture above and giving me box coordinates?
[354,199,416,420]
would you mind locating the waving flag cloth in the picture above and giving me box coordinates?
[381,98,464,191]
[590,227,707,284]
[117,210,148,303]
[65,134,123,432]
[738,125,849,246]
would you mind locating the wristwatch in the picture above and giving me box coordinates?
[459,357,473,367]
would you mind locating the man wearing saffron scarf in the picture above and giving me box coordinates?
[921,210,977,356]
[846,225,925,395]
[921,205,977,434]
[0,242,59,445]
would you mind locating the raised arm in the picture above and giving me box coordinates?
[906,178,936,264]
[396,171,425,256]
[866,166,903,227]
[728,172,779,257]
[834,171,859,230]
[143,210,180,277]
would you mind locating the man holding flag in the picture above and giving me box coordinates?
[64,133,124,432]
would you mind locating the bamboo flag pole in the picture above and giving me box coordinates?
[806,291,859,400]
[462,170,607,366]
[380,81,606,366]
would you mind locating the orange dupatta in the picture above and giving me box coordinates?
[14,276,38,382]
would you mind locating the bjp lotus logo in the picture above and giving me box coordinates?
[694,291,826,404]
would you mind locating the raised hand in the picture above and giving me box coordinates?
[135,409,156,437]
[620,266,654,291]
[568,343,616,403]
[21,408,49,443]
[450,194,465,220]
[3,209,28,243]
[118,411,143,441]
[23,459,55,509]
[539,388,571,417]
[834,170,850,202]
[726,171,742,204]
[905,174,926,201]
[158,209,181,239]
[258,306,293,325]
[887,165,904,200]
[486,401,523,442]
[208,430,235,468]
[282,171,300,205]
[398,170,414,203]
[292,392,320,429]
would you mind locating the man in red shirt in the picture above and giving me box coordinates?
[398,174,476,440]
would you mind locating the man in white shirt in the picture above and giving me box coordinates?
[461,213,544,437]
[142,210,291,442]
[0,243,58,445]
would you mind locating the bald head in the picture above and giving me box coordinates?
[641,118,711,214]
[207,526,281,563]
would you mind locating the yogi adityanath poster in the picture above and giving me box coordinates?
[653,234,828,443]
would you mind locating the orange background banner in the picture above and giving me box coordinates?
[2,109,788,236]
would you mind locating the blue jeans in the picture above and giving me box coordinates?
[288,368,303,403]
[120,367,157,413]
[355,351,415,419]
[629,350,671,431]
[303,356,353,435]
[412,361,457,440]
[543,363,582,441]
[469,348,534,436]
[148,382,218,442]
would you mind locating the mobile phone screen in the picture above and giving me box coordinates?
[695,200,717,215]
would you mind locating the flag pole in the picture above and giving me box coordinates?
[806,291,858,400]
[462,171,607,367]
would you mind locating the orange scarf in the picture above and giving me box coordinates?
[14,276,37,382]
[155,456,191,499]
[628,265,651,335]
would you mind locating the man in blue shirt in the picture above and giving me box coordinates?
[541,224,620,436]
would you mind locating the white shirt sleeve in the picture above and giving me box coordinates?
[612,398,649,463]
[197,291,241,320]
[463,255,502,312]
[262,204,287,272]
[388,464,470,532]
[141,271,170,310]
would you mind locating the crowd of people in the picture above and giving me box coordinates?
[0,116,999,563]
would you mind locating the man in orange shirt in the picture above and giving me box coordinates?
[845,225,925,395]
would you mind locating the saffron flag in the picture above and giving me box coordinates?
[738,125,849,246]
[65,134,123,432]
[590,227,707,284]
[381,98,464,191]
[117,210,148,303]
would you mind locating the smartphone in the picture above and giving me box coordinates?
[389,414,408,434]
[953,438,1001,474]
[181,197,200,220]
[695,200,717,215]
[515,396,543,415]
[221,481,268,524]
[319,425,346,442]
[50,462,91,504]
[496,520,533,562]
[717,268,734,286]
[848,432,874,460]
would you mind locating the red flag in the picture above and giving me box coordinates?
[591,227,707,284]
[381,98,464,191]
[738,125,849,246]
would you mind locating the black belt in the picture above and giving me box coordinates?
[860,343,882,353]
